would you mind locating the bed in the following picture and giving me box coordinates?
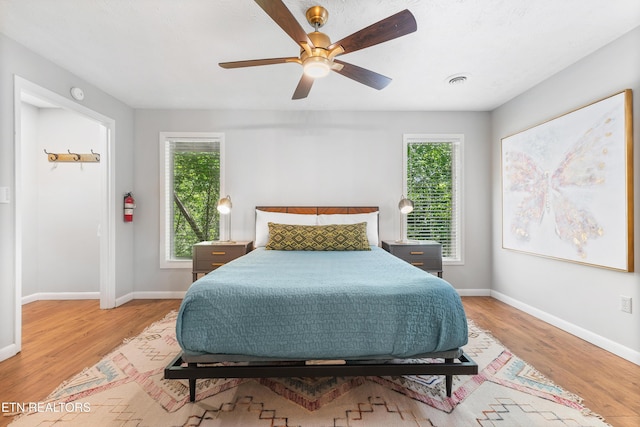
[165,206,477,402]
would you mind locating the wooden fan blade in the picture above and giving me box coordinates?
[255,0,314,49]
[219,57,299,68]
[292,74,314,99]
[328,9,416,55]
[332,59,392,90]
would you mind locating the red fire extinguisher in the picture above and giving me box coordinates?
[124,192,136,222]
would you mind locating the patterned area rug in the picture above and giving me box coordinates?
[10,311,609,426]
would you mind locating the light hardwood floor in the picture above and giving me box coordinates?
[0,299,181,427]
[0,297,638,427]
[463,297,640,427]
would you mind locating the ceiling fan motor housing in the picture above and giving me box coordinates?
[308,31,330,48]
[301,31,331,63]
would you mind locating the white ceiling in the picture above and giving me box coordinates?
[1,0,639,111]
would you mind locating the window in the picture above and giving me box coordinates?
[159,132,224,268]
[403,134,463,263]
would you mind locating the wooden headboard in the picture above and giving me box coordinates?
[254,206,380,247]
[256,206,378,214]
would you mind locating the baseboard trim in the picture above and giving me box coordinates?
[115,292,134,307]
[0,343,18,363]
[22,292,100,304]
[491,290,640,366]
[457,288,491,296]
[21,293,39,305]
[116,291,185,307]
[23,291,184,307]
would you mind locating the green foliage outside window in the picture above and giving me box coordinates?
[406,142,455,257]
[172,151,221,258]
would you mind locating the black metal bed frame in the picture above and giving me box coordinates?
[164,351,478,402]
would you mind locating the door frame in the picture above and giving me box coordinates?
[13,76,116,352]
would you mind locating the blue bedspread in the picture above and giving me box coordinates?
[176,247,468,359]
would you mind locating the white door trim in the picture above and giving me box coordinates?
[13,76,116,352]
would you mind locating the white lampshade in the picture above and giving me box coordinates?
[217,195,232,214]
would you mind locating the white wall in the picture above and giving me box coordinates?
[0,33,135,361]
[21,106,102,296]
[133,109,492,294]
[491,27,640,363]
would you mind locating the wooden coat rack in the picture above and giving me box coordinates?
[44,149,100,163]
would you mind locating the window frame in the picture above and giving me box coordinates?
[403,133,464,265]
[159,131,225,269]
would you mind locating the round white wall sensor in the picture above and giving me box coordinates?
[70,87,85,101]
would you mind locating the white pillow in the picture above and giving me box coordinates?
[317,212,379,246]
[255,210,317,247]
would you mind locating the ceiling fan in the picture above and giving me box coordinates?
[219,0,417,99]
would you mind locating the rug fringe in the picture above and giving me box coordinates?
[581,407,614,426]
[63,309,177,370]
[44,366,94,400]
[122,310,177,344]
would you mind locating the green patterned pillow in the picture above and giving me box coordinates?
[266,222,371,251]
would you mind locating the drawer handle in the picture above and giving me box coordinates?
[411,262,424,266]
[410,251,424,255]
[211,262,225,267]
[211,251,226,255]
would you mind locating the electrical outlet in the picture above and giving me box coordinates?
[0,187,9,204]
[620,296,632,314]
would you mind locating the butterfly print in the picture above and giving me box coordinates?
[504,108,618,259]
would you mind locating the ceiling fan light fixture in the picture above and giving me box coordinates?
[303,56,331,78]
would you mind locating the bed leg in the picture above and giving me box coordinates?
[445,375,453,397]
[445,358,453,397]
[189,379,196,402]
[188,363,197,402]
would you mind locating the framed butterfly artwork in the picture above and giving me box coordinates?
[501,89,634,271]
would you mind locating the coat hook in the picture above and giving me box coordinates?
[68,149,80,161]
[44,149,58,161]
[91,149,100,162]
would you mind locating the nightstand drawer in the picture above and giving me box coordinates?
[381,240,443,277]
[194,245,246,264]
[389,245,441,261]
[192,241,253,281]
[404,257,442,270]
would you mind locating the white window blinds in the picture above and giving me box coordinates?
[159,132,224,268]
[404,134,463,263]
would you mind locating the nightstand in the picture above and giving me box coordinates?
[192,241,253,281]
[381,240,443,277]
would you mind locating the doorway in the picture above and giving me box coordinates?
[13,76,116,354]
